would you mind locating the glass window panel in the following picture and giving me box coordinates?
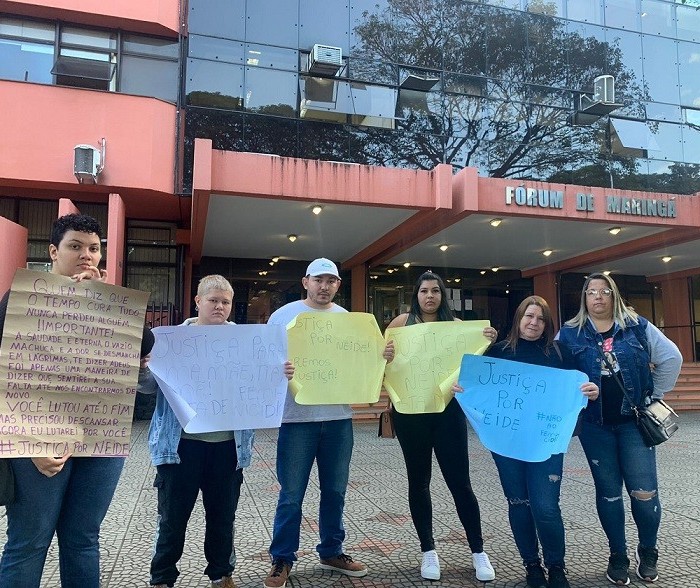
[527,0,565,17]
[122,35,179,58]
[350,83,398,118]
[650,121,683,160]
[244,115,299,157]
[246,0,299,46]
[642,35,679,104]
[486,9,527,80]
[678,41,700,109]
[299,0,350,55]
[566,21,607,87]
[299,119,350,161]
[189,35,243,64]
[686,108,700,126]
[348,58,397,85]
[443,3,487,76]
[61,27,117,49]
[527,13,569,88]
[487,0,522,9]
[646,102,682,122]
[605,29,643,99]
[640,0,675,37]
[683,123,700,164]
[120,55,178,102]
[567,0,604,24]
[52,52,115,90]
[189,0,245,40]
[244,44,297,70]
[443,73,488,96]
[244,67,298,117]
[186,59,244,109]
[350,0,393,58]
[0,18,55,41]
[0,39,53,83]
[605,0,640,30]
[396,89,443,132]
[676,4,700,42]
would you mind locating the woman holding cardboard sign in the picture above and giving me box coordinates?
[477,296,598,588]
[385,271,497,582]
[145,274,294,588]
[0,213,154,588]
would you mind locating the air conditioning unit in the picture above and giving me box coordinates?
[74,143,103,184]
[593,75,615,104]
[308,44,342,75]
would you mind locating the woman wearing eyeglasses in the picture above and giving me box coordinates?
[557,273,681,586]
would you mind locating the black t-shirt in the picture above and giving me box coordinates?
[486,337,565,369]
[599,326,635,425]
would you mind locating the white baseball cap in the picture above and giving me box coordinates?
[306,258,340,278]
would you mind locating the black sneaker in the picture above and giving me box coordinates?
[636,546,659,582]
[606,552,631,586]
[548,565,571,588]
[525,562,547,588]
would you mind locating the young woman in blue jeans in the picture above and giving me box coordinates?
[482,296,598,588]
[557,273,682,586]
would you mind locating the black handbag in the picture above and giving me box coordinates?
[0,458,15,506]
[597,342,679,447]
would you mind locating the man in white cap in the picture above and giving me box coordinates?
[263,258,366,588]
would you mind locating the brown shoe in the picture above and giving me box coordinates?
[319,553,368,577]
[212,576,236,588]
[263,560,292,588]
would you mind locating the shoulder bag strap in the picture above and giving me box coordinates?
[595,341,641,417]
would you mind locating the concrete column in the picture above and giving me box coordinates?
[106,193,126,286]
[350,264,367,312]
[0,217,28,292]
[58,198,80,217]
[532,272,559,328]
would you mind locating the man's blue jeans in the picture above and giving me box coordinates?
[578,419,661,553]
[491,452,565,568]
[0,456,125,588]
[269,419,353,563]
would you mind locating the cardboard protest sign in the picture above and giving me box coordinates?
[384,321,491,414]
[286,312,385,404]
[456,354,588,462]
[148,324,288,431]
[0,269,148,457]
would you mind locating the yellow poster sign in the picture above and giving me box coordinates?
[384,321,491,414]
[287,312,386,404]
[0,269,149,457]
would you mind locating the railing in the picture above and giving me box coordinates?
[145,303,180,328]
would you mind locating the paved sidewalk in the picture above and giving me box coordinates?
[2,413,700,587]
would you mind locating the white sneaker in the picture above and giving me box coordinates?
[472,551,495,581]
[421,550,440,581]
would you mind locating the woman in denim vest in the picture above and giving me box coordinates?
[557,273,681,586]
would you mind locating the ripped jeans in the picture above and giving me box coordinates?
[579,420,661,553]
[492,452,565,568]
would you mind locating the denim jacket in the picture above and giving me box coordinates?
[144,318,254,468]
[557,316,682,425]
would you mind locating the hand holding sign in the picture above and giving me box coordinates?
[455,354,588,462]
[286,312,386,404]
[384,321,491,414]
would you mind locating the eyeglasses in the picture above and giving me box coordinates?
[585,288,612,298]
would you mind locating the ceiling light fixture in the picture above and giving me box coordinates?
[608,226,621,235]
[287,234,297,242]
[491,267,499,272]
[312,205,323,215]
[662,256,672,263]
[403,262,411,268]
[439,244,448,251]
[454,278,461,283]
[490,218,503,227]
[603,270,611,276]
[387,268,394,274]
[542,249,553,257]
[269,261,275,266]
[272,257,280,263]
[480,270,486,275]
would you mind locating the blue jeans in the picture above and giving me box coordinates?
[492,452,565,568]
[269,419,353,562]
[579,420,661,553]
[0,456,125,588]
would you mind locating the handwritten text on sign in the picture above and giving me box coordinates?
[384,321,491,414]
[456,354,588,462]
[287,312,386,404]
[148,324,288,431]
[0,269,148,457]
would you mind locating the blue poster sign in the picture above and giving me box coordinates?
[455,354,588,462]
